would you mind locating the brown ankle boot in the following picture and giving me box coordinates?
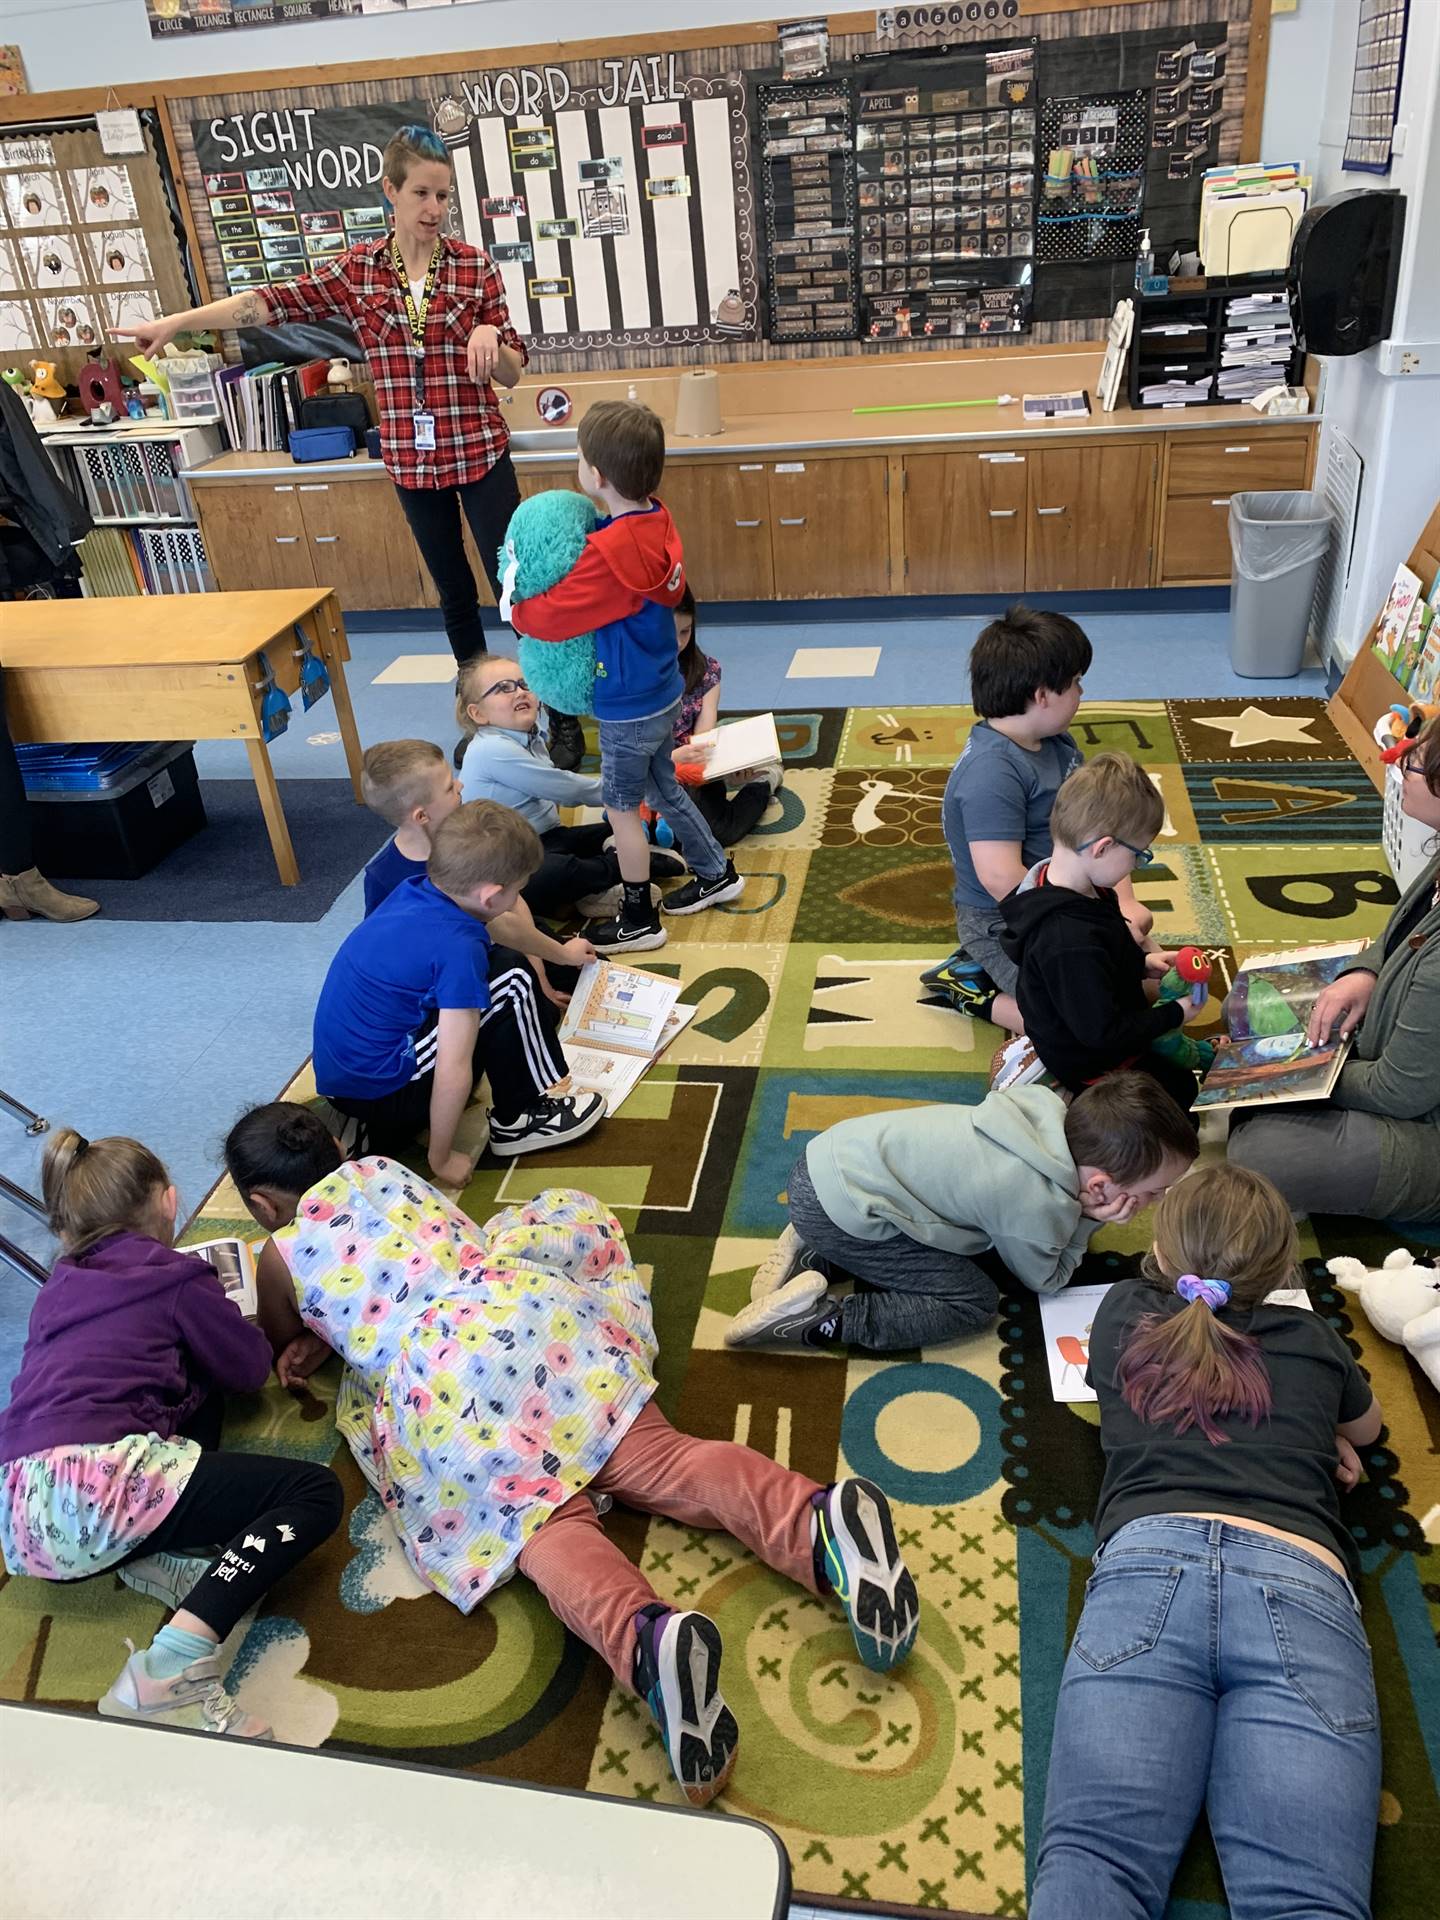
[0,868,100,922]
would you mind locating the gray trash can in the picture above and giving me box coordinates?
[1228,491,1332,678]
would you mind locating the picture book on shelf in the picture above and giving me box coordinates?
[1193,941,1368,1113]
[1394,599,1433,692]
[187,1236,257,1317]
[1372,564,1423,676]
[1410,613,1440,703]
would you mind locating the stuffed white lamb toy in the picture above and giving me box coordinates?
[1327,1250,1440,1394]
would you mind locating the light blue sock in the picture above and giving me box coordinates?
[144,1624,216,1678]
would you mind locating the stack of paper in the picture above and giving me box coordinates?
[1140,377,1212,407]
[1217,288,1295,400]
[1199,164,1308,276]
[558,960,697,1115]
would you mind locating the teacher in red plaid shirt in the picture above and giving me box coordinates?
[127,127,587,762]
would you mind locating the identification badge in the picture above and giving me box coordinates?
[413,410,437,451]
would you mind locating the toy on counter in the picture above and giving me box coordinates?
[1151,944,1217,1074]
[499,488,600,721]
[1327,1250,1440,1395]
[25,358,65,424]
[1375,700,1440,764]
[326,357,356,393]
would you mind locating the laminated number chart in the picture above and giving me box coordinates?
[1342,0,1411,175]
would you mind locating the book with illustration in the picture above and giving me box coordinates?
[187,1236,258,1317]
[1372,564,1423,676]
[1039,1281,1312,1403]
[558,960,695,1115]
[1192,941,1368,1113]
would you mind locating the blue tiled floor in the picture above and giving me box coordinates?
[0,597,1322,1397]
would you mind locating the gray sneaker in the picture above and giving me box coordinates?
[725,1271,842,1348]
[749,1224,808,1302]
[99,1641,272,1739]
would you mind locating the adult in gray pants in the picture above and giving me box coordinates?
[1229,718,1440,1224]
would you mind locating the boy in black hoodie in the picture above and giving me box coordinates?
[999,752,1204,1112]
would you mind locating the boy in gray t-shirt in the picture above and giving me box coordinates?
[924,605,1151,1033]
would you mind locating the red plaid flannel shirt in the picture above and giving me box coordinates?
[261,236,528,490]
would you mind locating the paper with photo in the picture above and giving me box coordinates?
[88,227,152,284]
[4,171,65,227]
[42,295,101,348]
[186,1237,258,1319]
[70,165,137,224]
[21,232,83,290]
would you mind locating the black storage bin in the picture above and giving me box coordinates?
[27,743,206,879]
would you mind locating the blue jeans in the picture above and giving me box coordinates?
[1030,1516,1380,1920]
[598,703,726,881]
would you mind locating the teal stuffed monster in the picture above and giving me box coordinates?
[498,490,599,720]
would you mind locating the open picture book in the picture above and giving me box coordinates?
[1039,1280,1313,1403]
[188,1237,258,1318]
[1192,941,1368,1113]
[558,960,696,1116]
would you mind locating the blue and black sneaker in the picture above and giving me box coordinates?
[632,1605,739,1806]
[918,948,998,1020]
[814,1478,920,1674]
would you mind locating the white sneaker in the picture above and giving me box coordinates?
[574,884,624,920]
[118,1550,218,1612]
[99,1641,272,1739]
[488,1090,606,1158]
[749,1223,808,1301]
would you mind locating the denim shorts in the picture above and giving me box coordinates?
[598,704,682,812]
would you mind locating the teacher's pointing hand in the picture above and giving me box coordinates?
[467,323,501,386]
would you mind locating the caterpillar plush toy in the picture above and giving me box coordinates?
[498,489,599,720]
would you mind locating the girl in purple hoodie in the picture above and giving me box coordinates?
[0,1128,342,1739]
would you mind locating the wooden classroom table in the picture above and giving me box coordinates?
[2,587,363,887]
[1,1701,791,1920]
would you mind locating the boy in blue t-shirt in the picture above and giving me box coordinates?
[315,801,603,1180]
[925,605,1152,1034]
[359,738,461,917]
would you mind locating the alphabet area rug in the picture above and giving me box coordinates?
[3,702,1433,1920]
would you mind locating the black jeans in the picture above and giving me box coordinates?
[326,944,570,1145]
[394,453,522,665]
[692,778,771,849]
[0,665,34,874]
[523,821,619,919]
[121,1394,343,1639]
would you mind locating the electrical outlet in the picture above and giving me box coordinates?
[1401,351,1421,375]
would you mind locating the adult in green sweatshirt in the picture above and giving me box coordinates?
[726,1075,1197,1353]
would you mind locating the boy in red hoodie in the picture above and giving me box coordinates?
[510,401,743,953]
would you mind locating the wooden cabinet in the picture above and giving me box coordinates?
[193,481,317,595]
[296,480,425,611]
[769,456,890,598]
[659,460,773,600]
[1159,429,1312,586]
[1025,442,1158,592]
[903,450,1027,594]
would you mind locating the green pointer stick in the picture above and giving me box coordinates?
[853,393,1017,415]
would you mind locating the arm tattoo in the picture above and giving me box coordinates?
[232,294,267,327]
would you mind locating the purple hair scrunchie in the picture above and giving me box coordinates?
[1176,1273,1232,1311]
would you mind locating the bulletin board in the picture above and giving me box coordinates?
[155,0,1268,372]
[0,120,194,382]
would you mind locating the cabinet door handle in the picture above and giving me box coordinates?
[980,452,1024,464]
[734,518,762,527]
[298,483,330,493]
[1223,445,1251,454]
[738,462,763,471]
[313,535,339,544]
[1036,505,1066,516]
[778,516,807,527]
[1211,497,1232,507]
[273,484,295,493]
[988,508,1017,518]
[274,536,299,545]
